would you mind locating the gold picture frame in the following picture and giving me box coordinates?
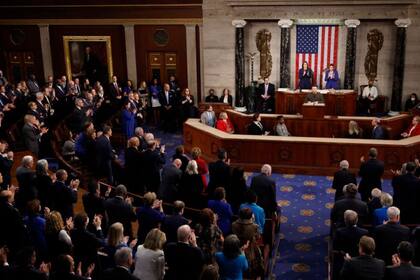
[63,35,113,83]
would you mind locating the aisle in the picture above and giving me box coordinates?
[270,174,392,280]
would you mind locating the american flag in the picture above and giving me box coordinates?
[295,25,339,88]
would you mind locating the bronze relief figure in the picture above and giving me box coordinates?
[364,29,384,81]
[256,29,272,79]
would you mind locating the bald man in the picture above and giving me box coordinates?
[159,159,183,202]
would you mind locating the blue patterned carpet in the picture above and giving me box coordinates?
[141,127,394,280]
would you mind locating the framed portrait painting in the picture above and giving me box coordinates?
[63,35,113,85]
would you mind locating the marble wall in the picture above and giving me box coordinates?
[202,0,420,108]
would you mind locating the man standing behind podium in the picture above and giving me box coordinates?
[257,77,275,113]
[304,86,324,103]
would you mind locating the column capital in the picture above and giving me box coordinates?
[277,19,293,28]
[344,19,360,28]
[232,19,247,28]
[395,18,411,28]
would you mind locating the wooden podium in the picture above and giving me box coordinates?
[302,103,326,119]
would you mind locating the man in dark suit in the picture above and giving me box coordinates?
[108,75,123,102]
[15,155,36,210]
[247,113,266,135]
[27,74,40,95]
[49,254,93,280]
[332,160,357,201]
[104,185,136,238]
[385,241,420,280]
[158,159,182,202]
[359,147,384,201]
[330,183,369,230]
[374,206,410,265]
[340,235,385,280]
[165,225,205,280]
[158,83,177,132]
[161,200,189,243]
[0,140,13,190]
[392,162,420,224]
[102,247,139,280]
[21,114,48,156]
[371,118,386,139]
[250,164,278,217]
[9,247,48,280]
[332,210,369,279]
[204,88,219,103]
[94,125,114,183]
[68,98,91,134]
[52,169,78,220]
[141,140,166,194]
[207,149,231,198]
[257,77,275,113]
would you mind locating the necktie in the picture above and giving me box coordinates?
[166,92,169,104]
[265,85,268,96]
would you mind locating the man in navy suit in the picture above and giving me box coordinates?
[95,125,114,183]
[257,77,275,113]
[359,147,384,201]
[159,83,176,132]
[52,169,79,220]
[371,118,386,139]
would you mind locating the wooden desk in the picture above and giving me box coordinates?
[276,90,357,116]
[227,110,411,139]
[183,118,420,177]
[302,103,326,119]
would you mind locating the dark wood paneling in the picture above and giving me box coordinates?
[0,0,202,5]
[184,118,419,177]
[49,25,127,82]
[135,25,187,88]
[0,25,44,81]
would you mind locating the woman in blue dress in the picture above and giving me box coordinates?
[324,63,340,89]
[298,61,313,90]
[121,101,136,139]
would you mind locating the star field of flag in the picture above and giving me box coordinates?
[297,25,319,53]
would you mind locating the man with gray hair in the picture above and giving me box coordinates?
[15,155,36,209]
[102,247,139,280]
[250,164,278,219]
[159,159,182,203]
[134,126,147,150]
[165,224,204,279]
[374,206,410,265]
[359,147,384,201]
[332,210,369,279]
[332,159,356,201]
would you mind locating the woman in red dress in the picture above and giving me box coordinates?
[191,147,208,189]
[215,111,234,134]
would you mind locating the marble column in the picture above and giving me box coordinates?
[185,24,198,104]
[38,24,53,81]
[343,19,360,90]
[391,19,411,112]
[232,20,246,107]
[278,19,293,88]
[123,24,137,87]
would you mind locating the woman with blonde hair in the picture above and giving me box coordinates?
[191,147,208,188]
[133,229,166,280]
[101,222,130,269]
[45,211,73,260]
[346,120,363,138]
[216,112,234,134]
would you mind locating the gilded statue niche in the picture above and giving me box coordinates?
[364,29,384,82]
[256,29,272,79]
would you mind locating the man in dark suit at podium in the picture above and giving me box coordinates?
[304,86,324,103]
[257,78,275,113]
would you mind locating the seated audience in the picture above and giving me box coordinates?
[219,88,233,106]
[340,236,385,280]
[304,86,324,103]
[136,192,165,244]
[404,93,419,111]
[165,225,205,280]
[385,241,420,280]
[133,229,166,280]
[208,187,233,236]
[247,113,267,135]
[401,116,420,138]
[374,207,410,266]
[200,104,216,127]
[346,120,364,138]
[332,160,357,201]
[373,192,393,226]
[205,88,219,103]
[273,115,291,136]
[215,112,234,134]
[215,234,248,280]
[162,200,189,243]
